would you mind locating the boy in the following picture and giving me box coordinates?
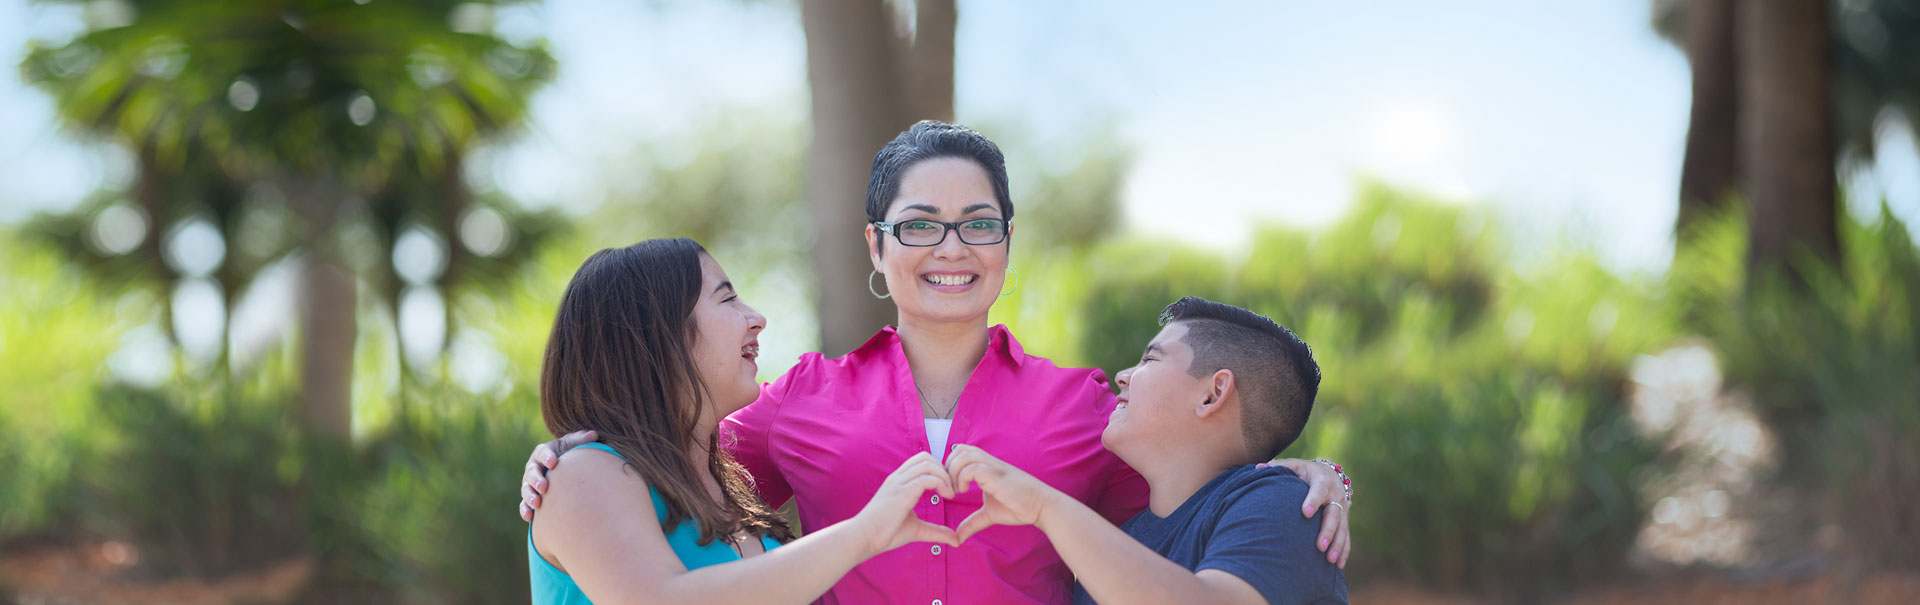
[944,297,1348,604]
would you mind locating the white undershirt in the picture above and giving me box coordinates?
[925,418,954,460]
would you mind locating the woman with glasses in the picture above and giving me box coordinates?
[521,121,1354,604]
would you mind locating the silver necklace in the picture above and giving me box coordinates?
[917,386,958,420]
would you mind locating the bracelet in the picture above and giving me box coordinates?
[1313,458,1352,506]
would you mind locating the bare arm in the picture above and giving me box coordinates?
[538,449,957,605]
[945,446,1264,605]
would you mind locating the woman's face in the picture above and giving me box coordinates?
[866,157,1010,325]
[689,252,767,417]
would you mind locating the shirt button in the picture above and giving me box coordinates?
[931,495,940,505]
[931,545,942,555]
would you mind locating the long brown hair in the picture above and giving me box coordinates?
[539,238,791,545]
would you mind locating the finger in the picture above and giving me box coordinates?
[896,452,940,477]
[527,492,543,511]
[1339,532,1352,570]
[914,520,961,547]
[942,448,976,476]
[523,461,546,494]
[950,461,995,494]
[535,442,560,470]
[558,430,598,453]
[1327,513,1349,565]
[956,509,996,543]
[905,459,954,493]
[522,481,538,504]
[1301,478,1331,518]
[907,472,954,500]
[520,500,534,522]
[1316,504,1337,552]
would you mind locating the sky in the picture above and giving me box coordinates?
[4,0,1919,380]
[6,1,1918,269]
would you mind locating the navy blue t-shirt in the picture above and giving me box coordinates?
[1070,465,1348,605]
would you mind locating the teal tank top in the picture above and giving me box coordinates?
[528,442,782,605]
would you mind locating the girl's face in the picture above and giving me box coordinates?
[866,157,1011,326]
[690,252,767,417]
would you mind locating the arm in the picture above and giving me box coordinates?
[945,446,1265,605]
[525,363,805,521]
[538,450,958,605]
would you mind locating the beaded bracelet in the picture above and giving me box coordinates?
[1313,458,1353,507]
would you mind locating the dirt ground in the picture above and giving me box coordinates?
[5,537,1917,604]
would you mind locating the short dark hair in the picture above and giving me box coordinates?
[1158,296,1321,461]
[865,121,1014,254]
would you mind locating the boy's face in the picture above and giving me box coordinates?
[1102,322,1210,455]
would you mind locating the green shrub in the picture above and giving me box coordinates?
[313,385,549,604]
[1072,183,1667,595]
[0,237,143,539]
[80,384,307,578]
[1695,204,1920,569]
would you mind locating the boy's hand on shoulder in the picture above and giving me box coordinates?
[945,445,1065,542]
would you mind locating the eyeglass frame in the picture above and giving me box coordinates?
[871,218,1011,246]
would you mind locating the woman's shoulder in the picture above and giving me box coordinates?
[551,443,650,492]
[545,442,668,520]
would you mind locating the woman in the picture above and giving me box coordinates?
[528,238,961,604]
[524,122,1354,604]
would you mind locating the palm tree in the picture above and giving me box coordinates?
[1739,0,1839,271]
[799,0,957,355]
[23,0,556,436]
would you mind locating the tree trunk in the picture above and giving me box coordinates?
[299,257,356,437]
[1677,0,1740,235]
[1739,0,1839,274]
[801,0,911,355]
[892,0,957,122]
[293,182,356,438]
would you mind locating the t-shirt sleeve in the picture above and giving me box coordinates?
[719,359,803,508]
[1199,479,1349,605]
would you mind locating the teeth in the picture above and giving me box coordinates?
[922,274,975,286]
[742,344,759,358]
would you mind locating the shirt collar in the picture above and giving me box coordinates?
[851,324,1027,368]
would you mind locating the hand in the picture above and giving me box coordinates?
[945,445,1059,543]
[519,430,599,521]
[1262,458,1351,569]
[853,452,961,555]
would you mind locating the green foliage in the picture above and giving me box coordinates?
[1068,182,1669,595]
[0,236,146,537]
[1691,203,1920,569]
[312,386,549,603]
[79,384,307,578]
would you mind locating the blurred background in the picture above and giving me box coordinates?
[1,0,1916,602]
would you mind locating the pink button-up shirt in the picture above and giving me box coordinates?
[722,325,1149,604]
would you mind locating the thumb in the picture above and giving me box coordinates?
[956,509,997,543]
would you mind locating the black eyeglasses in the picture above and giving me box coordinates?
[872,218,1010,246]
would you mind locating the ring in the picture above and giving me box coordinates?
[1329,501,1344,511]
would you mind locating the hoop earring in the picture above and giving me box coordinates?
[999,267,1020,297]
[868,270,891,299]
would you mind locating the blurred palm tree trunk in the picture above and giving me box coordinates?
[1740,0,1839,274]
[801,0,913,355]
[295,181,355,438]
[895,0,957,122]
[1677,0,1740,233]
